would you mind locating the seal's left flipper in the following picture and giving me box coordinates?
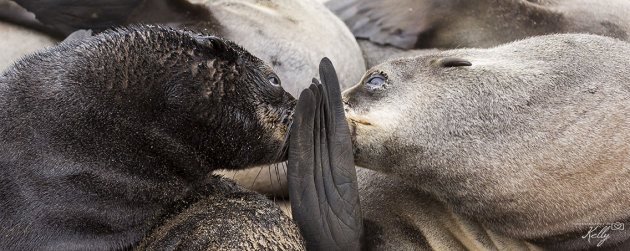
[10,0,216,38]
[12,0,143,36]
[288,58,362,250]
[326,0,429,49]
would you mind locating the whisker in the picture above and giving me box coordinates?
[273,112,294,162]
[275,162,286,201]
[250,165,264,190]
[268,165,276,202]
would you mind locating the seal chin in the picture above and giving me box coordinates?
[346,116,371,158]
[347,119,359,157]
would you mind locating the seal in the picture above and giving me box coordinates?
[3,0,367,196]
[4,0,365,95]
[329,0,630,49]
[3,0,221,37]
[0,25,304,250]
[0,0,56,71]
[340,33,630,249]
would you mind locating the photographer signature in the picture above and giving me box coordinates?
[581,222,624,247]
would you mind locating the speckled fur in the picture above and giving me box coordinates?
[0,26,302,250]
[344,34,630,250]
[136,176,303,250]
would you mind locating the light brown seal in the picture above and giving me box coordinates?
[343,33,630,250]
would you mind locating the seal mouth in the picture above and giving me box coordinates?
[274,106,295,162]
[348,117,373,126]
[347,116,373,156]
[343,98,373,127]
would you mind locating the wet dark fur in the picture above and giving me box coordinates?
[0,26,300,250]
[136,175,303,250]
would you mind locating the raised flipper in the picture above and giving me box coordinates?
[288,58,362,250]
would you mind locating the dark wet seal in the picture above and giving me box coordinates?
[0,25,300,250]
[287,58,362,250]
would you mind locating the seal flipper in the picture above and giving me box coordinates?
[327,0,433,49]
[288,58,362,250]
[10,0,219,38]
[12,0,143,37]
[0,0,56,37]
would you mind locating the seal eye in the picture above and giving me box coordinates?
[365,74,386,88]
[268,73,281,87]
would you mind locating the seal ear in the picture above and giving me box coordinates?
[327,0,437,49]
[195,36,229,53]
[193,36,241,64]
[433,57,472,67]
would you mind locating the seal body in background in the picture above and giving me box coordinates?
[343,34,630,250]
[0,0,55,71]
[0,26,303,250]
[328,0,630,67]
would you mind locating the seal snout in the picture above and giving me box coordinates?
[280,108,293,126]
[275,106,296,162]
